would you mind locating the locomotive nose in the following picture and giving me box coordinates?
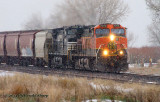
[107,41,117,50]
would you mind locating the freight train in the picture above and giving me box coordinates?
[0,23,128,73]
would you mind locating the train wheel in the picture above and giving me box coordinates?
[40,59,45,67]
[35,59,40,67]
[115,68,121,74]
[75,59,80,69]
[118,58,128,72]
[0,59,2,65]
[62,57,68,69]
[19,61,23,66]
[9,59,14,66]
[89,59,97,71]
[121,63,128,72]
[24,60,29,67]
[114,63,121,73]
[6,58,9,65]
[48,60,51,68]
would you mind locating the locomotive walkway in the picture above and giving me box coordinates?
[0,64,159,85]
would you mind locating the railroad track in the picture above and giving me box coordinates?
[0,64,160,85]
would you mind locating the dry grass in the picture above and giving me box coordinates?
[128,67,160,75]
[0,72,160,102]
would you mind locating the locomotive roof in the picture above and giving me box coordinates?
[0,24,96,35]
[95,23,126,29]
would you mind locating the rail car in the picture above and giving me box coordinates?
[0,23,128,73]
[0,30,52,66]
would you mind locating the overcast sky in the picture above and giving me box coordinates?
[0,0,152,47]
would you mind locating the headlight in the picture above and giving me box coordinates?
[110,35,115,41]
[119,50,124,55]
[103,50,108,56]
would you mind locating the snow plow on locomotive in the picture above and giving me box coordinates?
[0,23,128,73]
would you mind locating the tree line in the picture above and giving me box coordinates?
[146,0,160,46]
[23,0,160,47]
[128,47,160,63]
[23,0,129,29]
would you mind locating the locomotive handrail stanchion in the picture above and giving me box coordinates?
[90,47,91,56]
[116,43,117,53]
[96,44,105,64]
[76,44,78,55]
[71,45,72,60]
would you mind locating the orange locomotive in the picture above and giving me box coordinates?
[81,23,128,73]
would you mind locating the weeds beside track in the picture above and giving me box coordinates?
[0,64,159,85]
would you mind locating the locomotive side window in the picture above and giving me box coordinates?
[111,29,125,37]
[67,29,77,35]
[82,29,92,37]
[95,29,110,38]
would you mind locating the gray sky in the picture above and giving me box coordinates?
[122,0,152,47]
[0,0,152,47]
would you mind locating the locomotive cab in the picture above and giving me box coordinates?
[95,24,128,72]
[95,24,127,56]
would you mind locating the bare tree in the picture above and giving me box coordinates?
[148,22,160,45]
[127,32,136,48]
[146,0,160,46]
[48,0,129,28]
[146,0,160,22]
[23,13,44,30]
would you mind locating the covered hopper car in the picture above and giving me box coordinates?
[0,30,52,66]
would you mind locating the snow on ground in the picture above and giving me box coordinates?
[88,83,133,102]
[84,99,123,102]
[146,82,157,84]
[90,82,133,93]
[0,70,15,76]
[129,63,157,68]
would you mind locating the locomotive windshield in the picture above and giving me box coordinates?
[95,29,110,38]
[111,29,125,36]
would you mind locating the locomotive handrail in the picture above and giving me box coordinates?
[96,44,105,64]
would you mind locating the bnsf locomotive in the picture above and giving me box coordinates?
[0,23,128,73]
